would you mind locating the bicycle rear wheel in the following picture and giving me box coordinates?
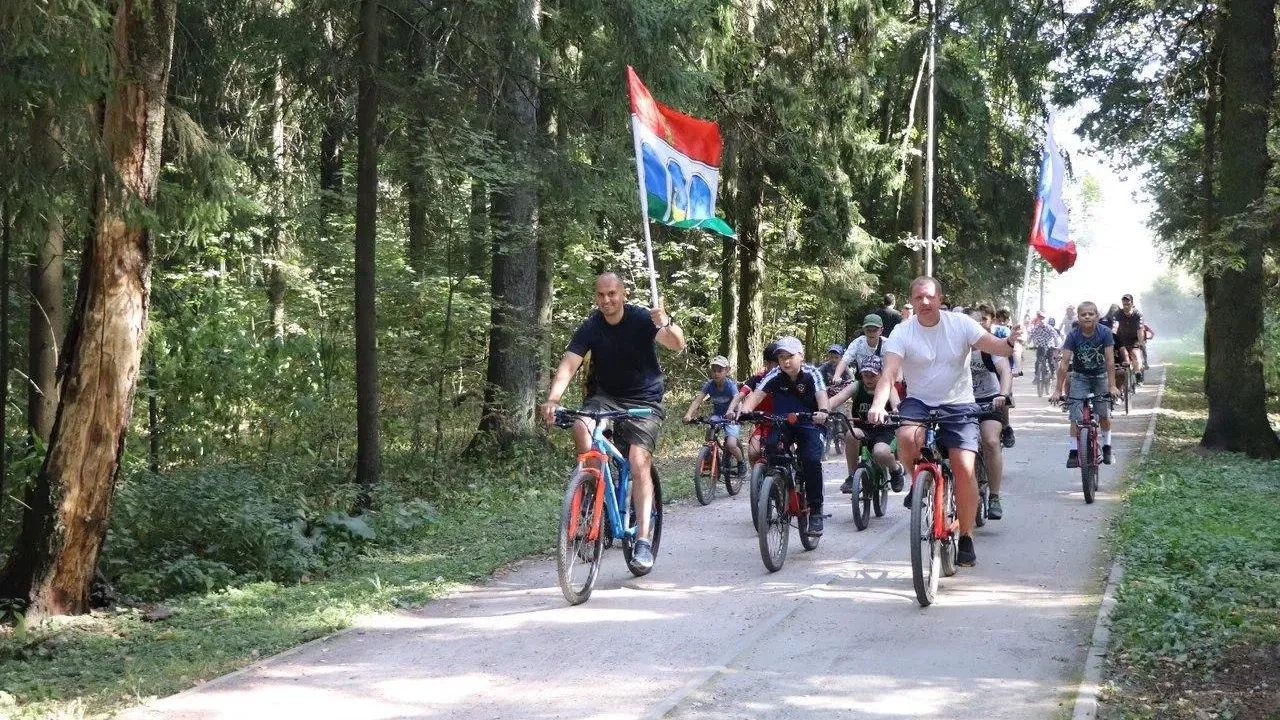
[851,466,871,530]
[723,447,744,496]
[1080,428,1096,504]
[872,468,888,518]
[757,471,790,572]
[975,453,989,528]
[623,470,663,576]
[940,472,959,578]
[748,462,766,527]
[693,446,716,506]
[557,470,605,605]
[909,468,940,607]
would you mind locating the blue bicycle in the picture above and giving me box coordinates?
[552,407,664,605]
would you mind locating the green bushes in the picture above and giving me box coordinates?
[102,464,436,599]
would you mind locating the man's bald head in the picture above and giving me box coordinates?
[594,272,628,321]
[595,272,626,293]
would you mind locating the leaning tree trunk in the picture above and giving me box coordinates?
[267,60,289,339]
[1200,0,1280,458]
[1199,21,1220,401]
[0,0,176,617]
[476,0,540,448]
[353,0,382,500]
[27,103,65,444]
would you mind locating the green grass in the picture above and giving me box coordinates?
[0,422,708,720]
[1102,353,1280,719]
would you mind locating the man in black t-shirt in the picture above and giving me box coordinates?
[542,273,686,571]
[878,293,904,337]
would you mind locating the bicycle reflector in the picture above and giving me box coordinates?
[786,413,800,424]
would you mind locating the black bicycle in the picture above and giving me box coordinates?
[738,411,825,572]
[1034,348,1057,398]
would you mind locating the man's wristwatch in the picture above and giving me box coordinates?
[660,318,672,329]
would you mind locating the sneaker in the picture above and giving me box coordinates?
[840,475,855,494]
[737,461,746,478]
[1136,371,1144,384]
[1000,426,1015,448]
[987,495,1003,520]
[631,539,654,571]
[890,467,905,493]
[1066,449,1079,469]
[806,513,824,536]
[956,535,976,567]
[1103,445,1113,465]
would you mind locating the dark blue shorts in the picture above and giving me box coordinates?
[898,397,980,454]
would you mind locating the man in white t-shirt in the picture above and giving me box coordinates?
[867,276,1021,568]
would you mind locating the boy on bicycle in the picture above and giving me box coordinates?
[731,336,832,535]
[727,342,780,467]
[1049,301,1121,467]
[827,354,904,495]
[683,356,745,477]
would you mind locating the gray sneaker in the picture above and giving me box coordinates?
[987,495,1003,520]
[631,539,654,571]
[840,475,855,494]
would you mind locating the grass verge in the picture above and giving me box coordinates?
[1101,353,1280,719]
[0,422,711,720]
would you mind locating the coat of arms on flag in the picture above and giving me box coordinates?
[627,67,735,238]
[1028,127,1077,273]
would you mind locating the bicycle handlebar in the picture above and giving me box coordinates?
[882,401,997,426]
[736,411,819,425]
[553,406,652,429]
[685,417,731,426]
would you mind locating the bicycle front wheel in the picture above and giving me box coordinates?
[693,446,716,506]
[851,466,871,531]
[623,469,664,576]
[757,471,790,572]
[557,470,605,605]
[909,468,940,607]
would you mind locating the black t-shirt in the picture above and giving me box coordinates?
[759,365,826,416]
[1113,309,1144,345]
[566,304,663,403]
[879,306,904,337]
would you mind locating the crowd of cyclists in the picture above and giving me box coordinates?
[542,271,1152,581]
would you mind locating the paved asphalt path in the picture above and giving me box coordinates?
[123,366,1163,720]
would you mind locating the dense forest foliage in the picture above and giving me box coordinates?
[0,0,1275,618]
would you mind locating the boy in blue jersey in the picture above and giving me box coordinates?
[731,336,831,535]
[684,356,745,476]
[1050,301,1121,467]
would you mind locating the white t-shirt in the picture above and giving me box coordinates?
[840,335,885,371]
[884,312,988,406]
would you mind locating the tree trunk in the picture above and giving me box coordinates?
[476,0,540,447]
[467,178,488,277]
[1200,21,1220,400]
[406,170,428,277]
[1,202,10,508]
[353,0,382,500]
[27,104,65,444]
[267,63,288,339]
[735,167,764,371]
[1200,0,1280,457]
[718,233,738,371]
[0,0,176,616]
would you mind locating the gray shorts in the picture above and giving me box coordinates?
[582,395,664,454]
[1068,374,1111,424]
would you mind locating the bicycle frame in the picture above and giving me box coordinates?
[574,421,637,542]
[1077,398,1101,468]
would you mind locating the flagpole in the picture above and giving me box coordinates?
[924,0,937,277]
[1016,245,1034,329]
[630,115,661,306]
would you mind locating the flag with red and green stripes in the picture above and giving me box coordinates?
[627,67,735,238]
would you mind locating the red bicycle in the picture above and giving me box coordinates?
[892,403,993,607]
[1060,392,1112,504]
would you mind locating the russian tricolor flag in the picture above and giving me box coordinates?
[1028,128,1077,273]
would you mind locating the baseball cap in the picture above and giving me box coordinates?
[1122,293,1134,302]
[763,341,780,364]
[710,355,730,368]
[774,336,803,358]
[858,355,883,375]
[827,343,845,355]
[863,314,883,328]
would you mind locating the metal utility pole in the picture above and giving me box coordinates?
[924,0,937,277]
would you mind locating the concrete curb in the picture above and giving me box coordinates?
[1071,368,1167,720]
